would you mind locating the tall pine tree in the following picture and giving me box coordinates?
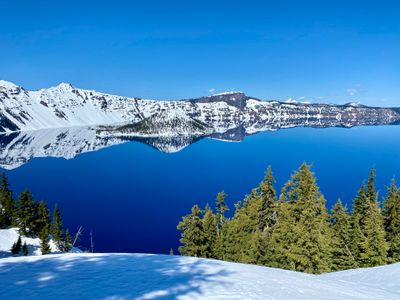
[0,173,15,227]
[273,164,332,274]
[40,226,51,255]
[215,191,229,234]
[64,229,73,252]
[257,166,277,232]
[50,205,63,250]
[366,168,378,202]
[177,205,207,257]
[269,197,296,270]
[17,191,35,235]
[202,204,217,258]
[32,201,50,236]
[383,179,400,262]
[330,199,356,270]
[360,200,388,266]
[351,183,369,264]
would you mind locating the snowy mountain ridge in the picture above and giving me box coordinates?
[1,80,399,133]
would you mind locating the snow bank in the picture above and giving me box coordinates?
[0,228,80,258]
[0,253,398,299]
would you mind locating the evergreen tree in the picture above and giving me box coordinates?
[215,219,232,261]
[243,230,267,265]
[352,168,387,267]
[351,183,369,263]
[330,199,356,270]
[276,164,332,274]
[383,179,400,262]
[169,248,174,255]
[50,204,63,249]
[176,164,397,273]
[269,199,296,270]
[11,235,22,255]
[215,191,229,233]
[0,173,15,227]
[360,200,388,266]
[221,191,264,263]
[17,191,35,235]
[202,204,217,258]
[257,166,277,232]
[40,227,51,255]
[366,168,378,202]
[22,242,28,256]
[177,205,207,257]
[213,191,229,259]
[64,229,72,252]
[32,201,50,236]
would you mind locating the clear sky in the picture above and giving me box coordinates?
[0,0,399,106]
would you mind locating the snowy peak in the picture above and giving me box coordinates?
[0,80,25,95]
[56,82,74,89]
[0,80,20,90]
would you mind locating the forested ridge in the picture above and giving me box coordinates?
[177,164,400,274]
[0,173,72,255]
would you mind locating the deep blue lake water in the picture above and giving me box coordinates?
[2,125,400,254]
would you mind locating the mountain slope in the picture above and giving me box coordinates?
[1,80,399,133]
[97,109,213,137]
[0,253,398,299]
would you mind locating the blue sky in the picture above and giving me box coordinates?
[0,0,399,106]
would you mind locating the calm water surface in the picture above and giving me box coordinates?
[2,126,400,253]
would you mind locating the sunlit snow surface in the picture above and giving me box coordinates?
[0,228,80,258]
[0,253,399,299]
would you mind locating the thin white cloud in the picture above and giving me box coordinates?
[347,88,359,96]
[208,88,216,95]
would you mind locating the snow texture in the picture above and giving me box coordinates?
[0,253,398,299]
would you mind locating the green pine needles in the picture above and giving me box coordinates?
[177,164,400,274]
[0,173,73,255]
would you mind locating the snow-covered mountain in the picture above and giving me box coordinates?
[0,253,399,299]
[1,80,400,169]
[1,80,399,133]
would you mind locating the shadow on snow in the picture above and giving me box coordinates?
[0,254,233,299]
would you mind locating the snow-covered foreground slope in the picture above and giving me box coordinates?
[0,253,398,300]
